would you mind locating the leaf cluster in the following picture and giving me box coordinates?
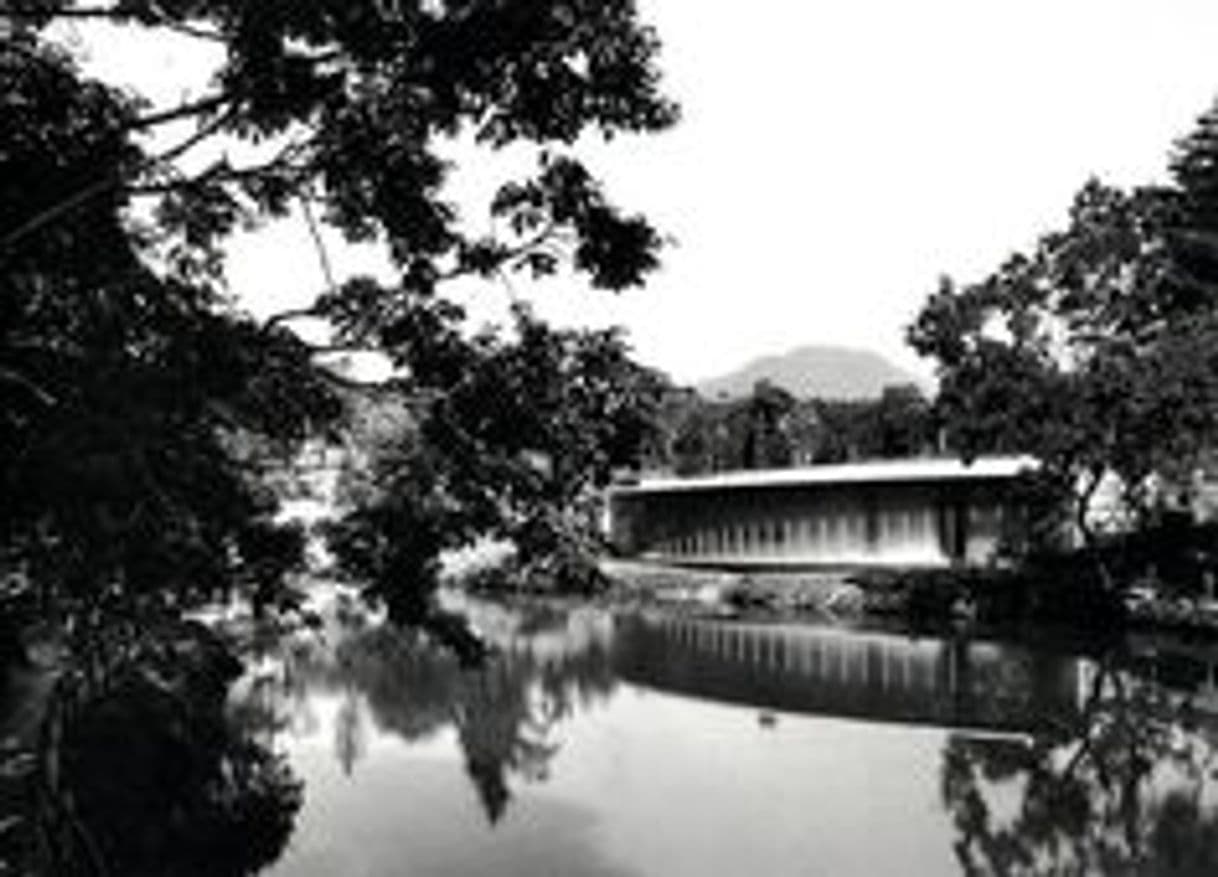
[2,0,676,629]
[326,302,665,614]
[2,43,343,620]
[908,109,1218,531]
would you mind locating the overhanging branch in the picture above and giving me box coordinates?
[128,92,233,132]
[0,105,235,255]
[263,307,326,332]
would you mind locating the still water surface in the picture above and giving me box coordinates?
[240,593,1218,876]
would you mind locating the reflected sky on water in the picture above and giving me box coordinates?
[241,591,1218,876]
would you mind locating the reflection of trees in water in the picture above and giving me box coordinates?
[334,686,368,777]
[942,654,1218,875]
[449,657,563,823]
[42,622,301,877]
[249,604,618,825]
[344,623,617,823]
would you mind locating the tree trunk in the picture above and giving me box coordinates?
[1076,465,1115,592]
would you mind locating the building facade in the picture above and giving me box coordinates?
[607,456,1036,568]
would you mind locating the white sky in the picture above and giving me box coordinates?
[68,1,1218,385]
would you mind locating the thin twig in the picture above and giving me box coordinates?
[299,194,337,297]
[128,92,231,132]
[153,107,234,165]
[145,1,226,42]
[132,136,312,195]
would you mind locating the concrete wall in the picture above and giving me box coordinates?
[609,480,1012,568]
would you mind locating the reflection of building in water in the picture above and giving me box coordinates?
[607,456,1036,568]
[613,613,1084,733]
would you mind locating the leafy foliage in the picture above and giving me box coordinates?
[2,4,674,873]
[327,304,665,615]
[1,38,341,625]
[908,110,1218,548]
[1,0,675,622]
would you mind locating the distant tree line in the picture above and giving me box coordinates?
[644,379,937,475]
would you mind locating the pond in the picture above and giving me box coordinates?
[236,589,1218,876]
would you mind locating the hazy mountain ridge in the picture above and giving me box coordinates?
[696,345,922,400]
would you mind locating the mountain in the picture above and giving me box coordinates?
[695,345,922,401]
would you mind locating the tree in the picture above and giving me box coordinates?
[869,383,935,457]
[2,10,675,868]
[908,109,1218,570]
[650,380,933,475]
[1,29,343,641]
[735,379,796,469]
[326,304,666,616]
[1,2,676,629]
[667,397,721,475]
[810,384,934,463]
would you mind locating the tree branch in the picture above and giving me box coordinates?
[4,3,226,44]
[309,343,374,356]
[128,143,311,196]
[0,105,234,255]
[2,5,123,20]
[316,364,382,391]
[153,106,234,165]
[127,92,232,132]
[262,307,326,332]
[143,1,226,42]
[429,220,561,286]
[300,195,337,298]
[0,365,57,406]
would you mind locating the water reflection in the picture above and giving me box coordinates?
[942,647,1218,875]
[234,595,617,826]
[240,594,1218,876]
[614,613,1084,733]
[45,623,302,877]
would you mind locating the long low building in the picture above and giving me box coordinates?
[606,455,1037,568]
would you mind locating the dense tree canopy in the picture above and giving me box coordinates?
[908,106,1218,551]
[326,304,665,617]
[653,381,934,475]
[2,23,341,625]
[1,0,677,626]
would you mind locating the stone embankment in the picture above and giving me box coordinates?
[600,558,1218,636]
[599,559,871,619]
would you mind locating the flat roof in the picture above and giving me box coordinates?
[611,455,1038,497]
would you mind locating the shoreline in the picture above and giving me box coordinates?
[596,557,1218,639]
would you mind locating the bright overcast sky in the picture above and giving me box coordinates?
[71,1,1218,386]
[576,0,1218,384]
